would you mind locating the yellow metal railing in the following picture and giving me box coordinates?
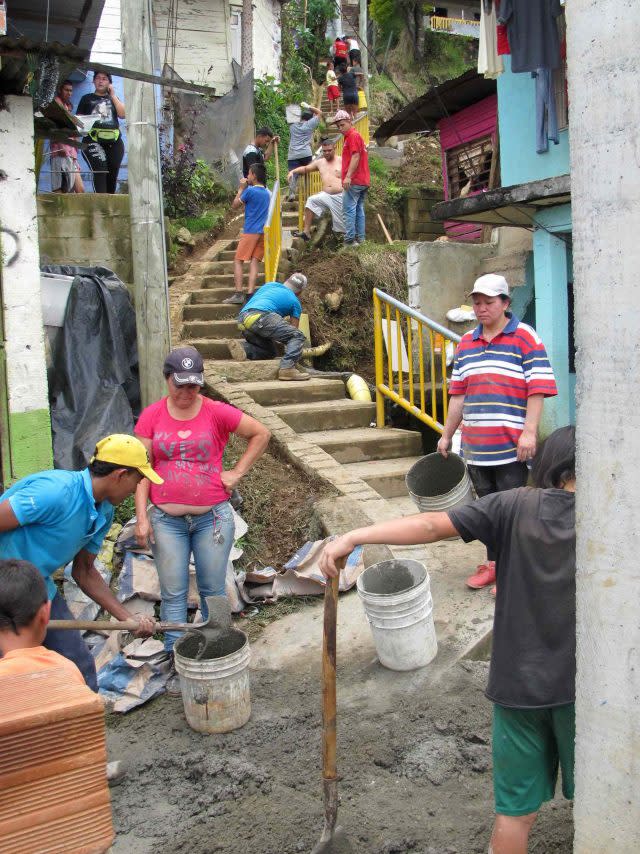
[373,288,461,433]
[335,112,370,156]
[430,15,480,31]
[263,178,282,283]
[297,168,324,232]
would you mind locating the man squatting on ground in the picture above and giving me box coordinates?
[288,138,345,241]
[0,435,162,689]
[321,426,577,854]
[230,273,310,382]
[438,274,557,592]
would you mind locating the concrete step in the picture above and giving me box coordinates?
[204,359,281,383]
[183,303,239,320]
[385,495,421,517]
[271,398,375,432]
[201,273,266,288]
[241,378,346,406]
[217,250,238,261]
[181,319,241,339]
[197,260,264,275]
[341,456,423,499]
[187,339,238,359]
[189,287,236,303]
[303,426,422,465]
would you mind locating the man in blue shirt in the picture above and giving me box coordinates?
[231,273,310,381]
[0,434,163,689]
[224,163,271,306]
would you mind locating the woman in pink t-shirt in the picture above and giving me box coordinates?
[134,347,270,685]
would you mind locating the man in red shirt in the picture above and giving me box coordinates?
[333,110,370,245]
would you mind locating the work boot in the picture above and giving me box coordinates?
[278,367,310,381]
[227,339,248,361]
[222,292,245,305]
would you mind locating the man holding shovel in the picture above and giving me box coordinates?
[320,426,577,854]
[0,434,162,690]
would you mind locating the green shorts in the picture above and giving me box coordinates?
[492,703,575,816]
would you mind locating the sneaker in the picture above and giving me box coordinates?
[227,339,248,361]
[466,561,496,589]
[222,292,245,305]
[278,367,310,381]
[292,230,310,241]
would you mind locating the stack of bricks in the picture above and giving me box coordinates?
[0,669,114,853]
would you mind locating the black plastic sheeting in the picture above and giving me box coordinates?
[42,265,140,470]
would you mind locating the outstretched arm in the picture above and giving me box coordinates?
[320,512,458,577]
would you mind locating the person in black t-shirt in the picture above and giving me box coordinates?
[241,127,280,179]
[320,426,577,854]
[336,63,359,118]
[77,70,125,194]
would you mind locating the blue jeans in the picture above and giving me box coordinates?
[44,593,98,691]
[239,310,306,369]
[150,502,235,651]
[343,184,368,243]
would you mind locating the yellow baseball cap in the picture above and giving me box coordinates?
[90,434,163,484]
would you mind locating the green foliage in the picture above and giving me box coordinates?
[285,0,335,81]
[367,154,409,214]
[370,0,402,41]
[114,496,135,527]
[423,30,476,82]
[173,206,226,235]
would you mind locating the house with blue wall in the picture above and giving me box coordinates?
[430,52,574,434]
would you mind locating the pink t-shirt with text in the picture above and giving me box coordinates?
[135,397,243,506]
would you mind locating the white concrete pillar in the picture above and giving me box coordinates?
[566,2,640,850]
[0,96,52,481]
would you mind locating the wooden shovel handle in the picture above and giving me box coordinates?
[322,570,340,781]
[47,619,194,631]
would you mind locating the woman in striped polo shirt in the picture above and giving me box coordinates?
[437,274,558,592]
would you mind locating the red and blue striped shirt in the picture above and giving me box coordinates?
[448,315,557,466]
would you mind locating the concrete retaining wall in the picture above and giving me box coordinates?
[37,193,133,285]
[404,188,446,242]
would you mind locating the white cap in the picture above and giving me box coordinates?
[286,273,308,291]
[470,274,509,298]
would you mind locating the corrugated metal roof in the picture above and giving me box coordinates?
[3,0,105,52]
[374,69,497,142]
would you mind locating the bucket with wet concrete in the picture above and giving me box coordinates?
[174,596,251,734]
[405,451,473,512]
[356,559,437,670]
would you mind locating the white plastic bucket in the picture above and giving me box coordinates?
[174,628,251,733]
[405,452,473,513]
[356,559,437,671]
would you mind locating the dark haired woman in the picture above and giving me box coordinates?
[77,70,125,193]
[134,346,270,692]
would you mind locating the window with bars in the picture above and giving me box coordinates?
[445,135,496,199]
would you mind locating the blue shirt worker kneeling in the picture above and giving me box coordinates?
[0,434,163,690]
[232,273,310,381]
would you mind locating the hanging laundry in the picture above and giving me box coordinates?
[533,68,559,153]
[497,0,562,73]
[495,0,510,55]
[478,0,503,79]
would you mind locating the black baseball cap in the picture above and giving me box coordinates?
[163,346,204,386]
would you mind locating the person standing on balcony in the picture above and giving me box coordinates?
[333,110,370,246]
[437,274,558,592]
[288,138,344,241]
[51,80,84,194]
[77,70,125,194]
[223,163,270,306]
[286,103,323,202]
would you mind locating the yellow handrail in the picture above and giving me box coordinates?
[373,288,462,433]
[297,169,324,232]
[263,178,282,283]
[430,15,480,31]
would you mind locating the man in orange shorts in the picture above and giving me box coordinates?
[224,162,271,305]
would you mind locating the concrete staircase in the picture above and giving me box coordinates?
[178,237,426,506]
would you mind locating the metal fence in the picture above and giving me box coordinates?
[263,179,282,283]
[373,288,462,433]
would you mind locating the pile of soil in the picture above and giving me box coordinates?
[395,136,444,191]
[107,654,573,853]
[296,246,408,382]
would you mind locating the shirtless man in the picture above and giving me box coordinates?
[288,138,344,241]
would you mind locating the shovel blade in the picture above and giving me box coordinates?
[310,826,353,854]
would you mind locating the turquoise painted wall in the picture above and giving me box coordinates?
[497,56,570,187]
